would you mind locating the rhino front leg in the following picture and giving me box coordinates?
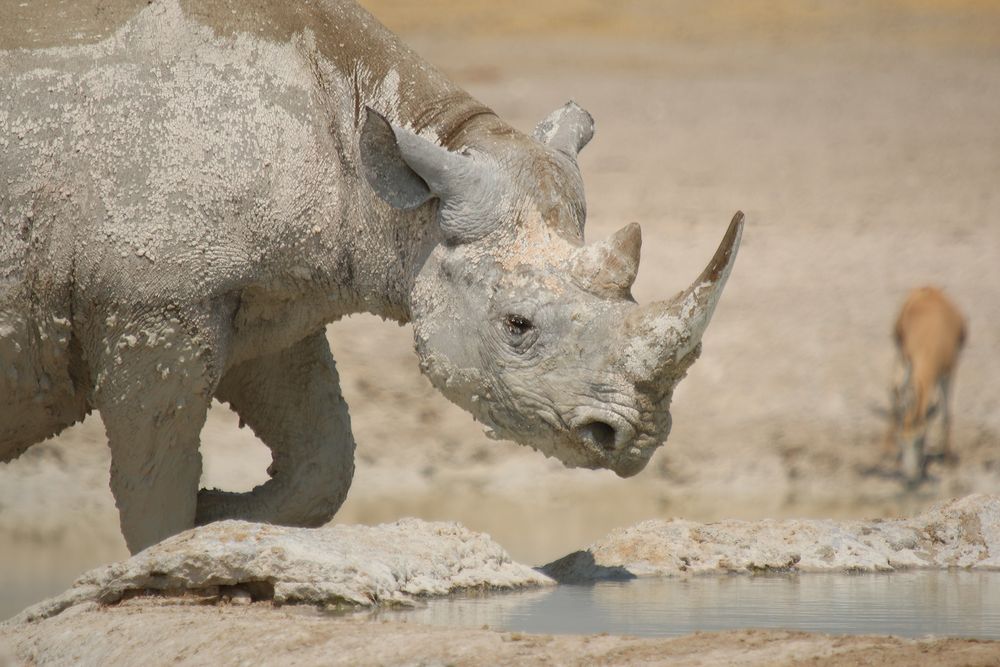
[94,313,221,554]
[197,330,356,527]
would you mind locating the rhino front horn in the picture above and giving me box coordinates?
[628,211,744,367]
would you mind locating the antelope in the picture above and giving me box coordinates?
[886,287,967,485]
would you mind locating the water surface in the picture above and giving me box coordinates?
[379,571,1000,639]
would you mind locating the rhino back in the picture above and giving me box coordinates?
[1,0,484,307]
[2,0,483,143]
[0,0,496,428]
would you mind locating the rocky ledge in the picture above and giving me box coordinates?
[5,496,1000,666]
[11,495,1000,628]
[542,494,1000,582]
[11,495,1000,626]
[10,518,552,623]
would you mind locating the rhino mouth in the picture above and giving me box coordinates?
[610,454,653,478]
[571,437,657,478]
[485,397,660,476]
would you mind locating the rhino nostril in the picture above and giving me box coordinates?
[577,420,618,451]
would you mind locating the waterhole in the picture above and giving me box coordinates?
[378,571,1000,639]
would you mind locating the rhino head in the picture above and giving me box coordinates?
[361,102,742,477]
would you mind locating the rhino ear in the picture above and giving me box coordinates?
[360,107,434,210]
[360,107,503,243]
[532,101,594,160]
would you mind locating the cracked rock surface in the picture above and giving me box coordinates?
[542,494,1000,582]
[10,518,552,624]
[5,498,1000,665]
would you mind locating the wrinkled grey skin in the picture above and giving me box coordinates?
[0,0,743,553]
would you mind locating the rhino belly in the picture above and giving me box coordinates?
[0,309,89,461]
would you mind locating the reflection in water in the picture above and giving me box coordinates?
[376,571,1000,639]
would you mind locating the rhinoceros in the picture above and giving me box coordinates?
[0,0,743,553]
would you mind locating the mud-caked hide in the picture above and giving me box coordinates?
[1,0,745,555]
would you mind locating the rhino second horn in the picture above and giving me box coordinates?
[573,223,642,299]
[627,211,744,366]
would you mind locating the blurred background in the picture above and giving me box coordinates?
[2,0,999,620]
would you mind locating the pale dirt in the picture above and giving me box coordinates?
[2,0,1000,660]
[4,600,1000,667]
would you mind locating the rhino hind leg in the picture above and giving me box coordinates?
[197,329,356,528]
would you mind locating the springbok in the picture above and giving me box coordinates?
[886,287,967,485]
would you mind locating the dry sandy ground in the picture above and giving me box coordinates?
[2,0,1000,645]
[4,600,1000,667]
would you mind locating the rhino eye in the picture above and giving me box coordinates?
[503,314,534,340]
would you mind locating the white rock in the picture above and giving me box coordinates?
[10,518,553,623]
[541,494,1000,582]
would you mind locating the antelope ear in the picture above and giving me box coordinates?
[532,101,594,159]
[360,107,433,210]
